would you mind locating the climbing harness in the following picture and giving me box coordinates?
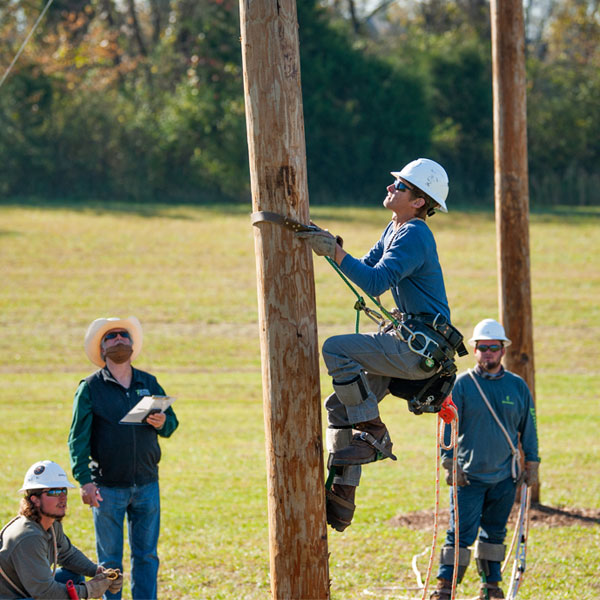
[0,0,56,92]
[251,210,467,415]
[323,255,467,373]
[319,253,467,415]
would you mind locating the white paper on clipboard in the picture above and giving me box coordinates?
[119,395,175,424]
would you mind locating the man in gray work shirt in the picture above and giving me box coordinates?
[431,319,540,600]
[0,460,122,599]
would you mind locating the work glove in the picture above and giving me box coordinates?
[524,461,539,486]
[295,227,341,259]
[442,457,470,486]
[84,573,111,598]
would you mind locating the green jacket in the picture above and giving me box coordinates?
[68,367,178,487]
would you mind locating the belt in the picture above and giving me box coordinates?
[400,313,439,325]
[400,313,468,358]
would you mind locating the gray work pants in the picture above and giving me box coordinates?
[323,330,431,486]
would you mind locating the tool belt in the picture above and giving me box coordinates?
[393,313,468,376]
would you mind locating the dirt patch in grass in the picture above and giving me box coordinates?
[389,504,600,530]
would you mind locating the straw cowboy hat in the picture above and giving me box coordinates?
[84,316,143,367]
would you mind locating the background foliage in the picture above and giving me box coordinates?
[0,0,598,205]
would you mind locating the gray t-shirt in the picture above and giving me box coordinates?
[0,516,97,599]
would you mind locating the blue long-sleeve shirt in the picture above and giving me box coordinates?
[339,219,450,321]
[443,369,540,484]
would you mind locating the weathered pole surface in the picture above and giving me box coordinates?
[239,1,330,598]
[490,0,539,500]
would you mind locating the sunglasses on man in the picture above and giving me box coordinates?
[394,180,415,193]
[103,330,131,341]
[32,488,68,497]
[476,344,503,353]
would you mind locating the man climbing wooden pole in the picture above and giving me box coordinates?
[491,0,539,501]
[239,1,330,599]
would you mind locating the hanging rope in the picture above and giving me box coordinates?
[324,255,398,333]
[419,396,460,600]
[505,484,531,600]
[0,0,56,92]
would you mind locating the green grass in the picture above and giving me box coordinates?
[0,201,598,599]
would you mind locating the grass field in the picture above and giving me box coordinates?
[0,200,598,599]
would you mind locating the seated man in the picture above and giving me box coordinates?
[0,460,123,599]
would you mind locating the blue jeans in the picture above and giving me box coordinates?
[55,568,85,585]
[93,481,160,600]
[438,477,516,583]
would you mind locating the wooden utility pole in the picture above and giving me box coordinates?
[490,0,538,500]
[239,1,330,598]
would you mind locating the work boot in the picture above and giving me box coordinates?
[479,582,505,599]
[326,484,356,532]
[430,578,452,600]
[329,417,397,466]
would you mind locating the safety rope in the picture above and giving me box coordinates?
[0,0,56,92]
[505,484,531,600]
[324,256,398,333]
[502,484,526,576]
[419,396,460,600]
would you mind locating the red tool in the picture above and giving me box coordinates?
[66,580,79,600]
[438,395,458,424]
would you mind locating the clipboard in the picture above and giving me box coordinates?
[119,395,175,425]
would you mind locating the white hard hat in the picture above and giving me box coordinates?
[19,460,76,492]
[84,316,143,367]
[468,319,512,347]
[391,158,449,212]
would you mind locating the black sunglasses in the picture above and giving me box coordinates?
[103,330,131,341]
[476,344,503,352]
[394,180,414,193]
[45,488,68,497]
[31,488,68,497]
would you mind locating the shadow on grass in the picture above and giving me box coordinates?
[529,503,600,527]
[389,504,600,530]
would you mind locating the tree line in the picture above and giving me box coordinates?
[0,0,597,206]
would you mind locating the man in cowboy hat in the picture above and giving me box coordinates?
[68,317,179,600]
[0,460,123,599]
